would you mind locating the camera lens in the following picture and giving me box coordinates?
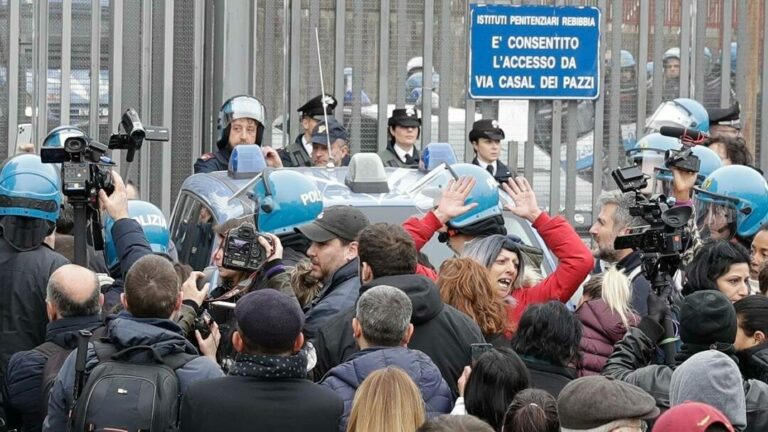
[65,137,85,152]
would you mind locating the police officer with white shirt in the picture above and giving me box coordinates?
[469,119,512,179]
[379,108,421,168]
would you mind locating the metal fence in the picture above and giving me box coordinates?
[0,0,766,228]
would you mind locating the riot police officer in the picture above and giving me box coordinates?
[380,108,421,168]
[194,95,267,173]
[280,94,338,167]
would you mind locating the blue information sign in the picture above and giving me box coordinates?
[468,4,601,100]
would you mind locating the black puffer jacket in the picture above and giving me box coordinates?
[313,274,485,396]
[738,343,768,385]
[603,325,768,432]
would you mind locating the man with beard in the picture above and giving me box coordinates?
[588,190,652,316]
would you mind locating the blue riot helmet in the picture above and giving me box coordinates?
[626,133,682,195]
[217,95,267,150]
[653,144,722,196]
[663,47,681,63]
[438,163,506,244]
[645,98,710,136]
[249,169,323,235]
[620,50,636,68]
[102,200,170,272]
[693,165,768,242]
[0,154,62,251]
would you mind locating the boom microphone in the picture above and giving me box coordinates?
[659,126,709,143]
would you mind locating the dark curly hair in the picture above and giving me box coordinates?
[511,301,582,366]
[683,240,750,295]
[705,135,753,166]
[465,347,530,431]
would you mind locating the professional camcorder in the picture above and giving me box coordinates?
[222,223,273,273]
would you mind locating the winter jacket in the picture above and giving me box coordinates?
[403,211,594,333]
[603,325,768,432]
[43,312,223,432]
[180,352,343,432]
[738,343,768,385]
[320,346,453,431]
[577,299,639,376]
[313,274,485,396]
[522,356,577,398]
[2,315,103,432]
[304,259,360,340]
[0,236,69,382]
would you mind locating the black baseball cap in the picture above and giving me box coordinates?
[295,206,370,242]
[311,118,348,146]
[469,119,505,142]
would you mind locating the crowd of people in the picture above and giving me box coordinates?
[1,79,768,432]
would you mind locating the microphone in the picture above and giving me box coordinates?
[659,126,709,143]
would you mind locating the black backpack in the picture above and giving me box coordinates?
[71,340,196,432]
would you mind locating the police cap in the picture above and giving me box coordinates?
[388,107,421,128]
[298,94,338,119]
[312,117,348,146]
[707,103,741,128]
[469,119,505,142]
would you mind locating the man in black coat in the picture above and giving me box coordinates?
[179,289,343,432]
[469,119,512,179]
[313,223,485,395]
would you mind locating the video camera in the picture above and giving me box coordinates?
[222,223,274,273]
[611,166,693,293]
[41,135,114,204]
[659,125,704,174]
[109,108,169,163]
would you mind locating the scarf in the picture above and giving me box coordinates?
[229,351,308,379]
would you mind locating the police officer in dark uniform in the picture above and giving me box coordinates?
[379,108,421,168]
[280,94,338,167]
[194,95,267,174]
[469,119,512,179]
[310,118,350,167]
[708,103,741,139]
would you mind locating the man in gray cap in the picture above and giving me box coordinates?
[557,375,659,432]
[280,93,338,167]
[179,289,343,432]
[310,117,350,167]
[380,108,421,168]
[295,206,370,339]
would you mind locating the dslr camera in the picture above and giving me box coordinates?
[40,134,114,203]
[222,223,274,272]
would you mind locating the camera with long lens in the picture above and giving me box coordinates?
[222,223,273,272]
[40,135,114,203]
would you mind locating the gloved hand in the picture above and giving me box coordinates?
[637,291,669,344]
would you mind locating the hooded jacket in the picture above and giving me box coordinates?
[603,326,768,432]
[738,343,768,385]
[320,346,452,431]
[2,315,103,432]
[577,299,639,376]
[43,312,223,432]
[313,274,484,396]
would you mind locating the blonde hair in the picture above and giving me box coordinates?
[290,259,323,307]
[347,367,426,432]
[583,267,634,328]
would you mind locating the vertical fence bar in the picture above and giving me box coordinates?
[378,0,391,151]
[61,0,72,125]
[678,0,691,99]
[735,0,747,107]
[464,0,476,162]
[307,0,320,97]
[262,2,275,146]
[437,0,450,143]
[636,0,649,132]
[161,0,174,215]
[565,101,577,223]
[395,0,406,107]
[693,0,706,101]
[7,0,19,154]
[761,1,768,172]
[549,100,561,216]
[140,0,152,201]
[524,102,534,182]
[333,0,345,122]
[651,0,664,111]
[89,0,101,140]
[288,0,300,145]
[607,0,622,171]
[34,0,49,144]
[592,0,607,210]
[191,0,204,165]
[721,0,733,107]
[109,0,124,166]
[350,0,362,154]
[421,0,434,147]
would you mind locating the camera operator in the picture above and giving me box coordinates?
[0,154,69,421]
[194,95,267,174]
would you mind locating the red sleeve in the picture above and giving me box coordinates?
[402,211,444,252]
[416,264,438,281]
[510,212,595,321]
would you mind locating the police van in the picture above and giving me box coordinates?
[170,146,556,274]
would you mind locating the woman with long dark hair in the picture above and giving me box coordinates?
[683,240,751,302]
[734,295,768,383]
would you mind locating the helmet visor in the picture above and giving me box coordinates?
[222,97,266,129]
[653,167,674,197]
[404,164,456,213]
[694,191,738,242]
[644,101,695,134]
